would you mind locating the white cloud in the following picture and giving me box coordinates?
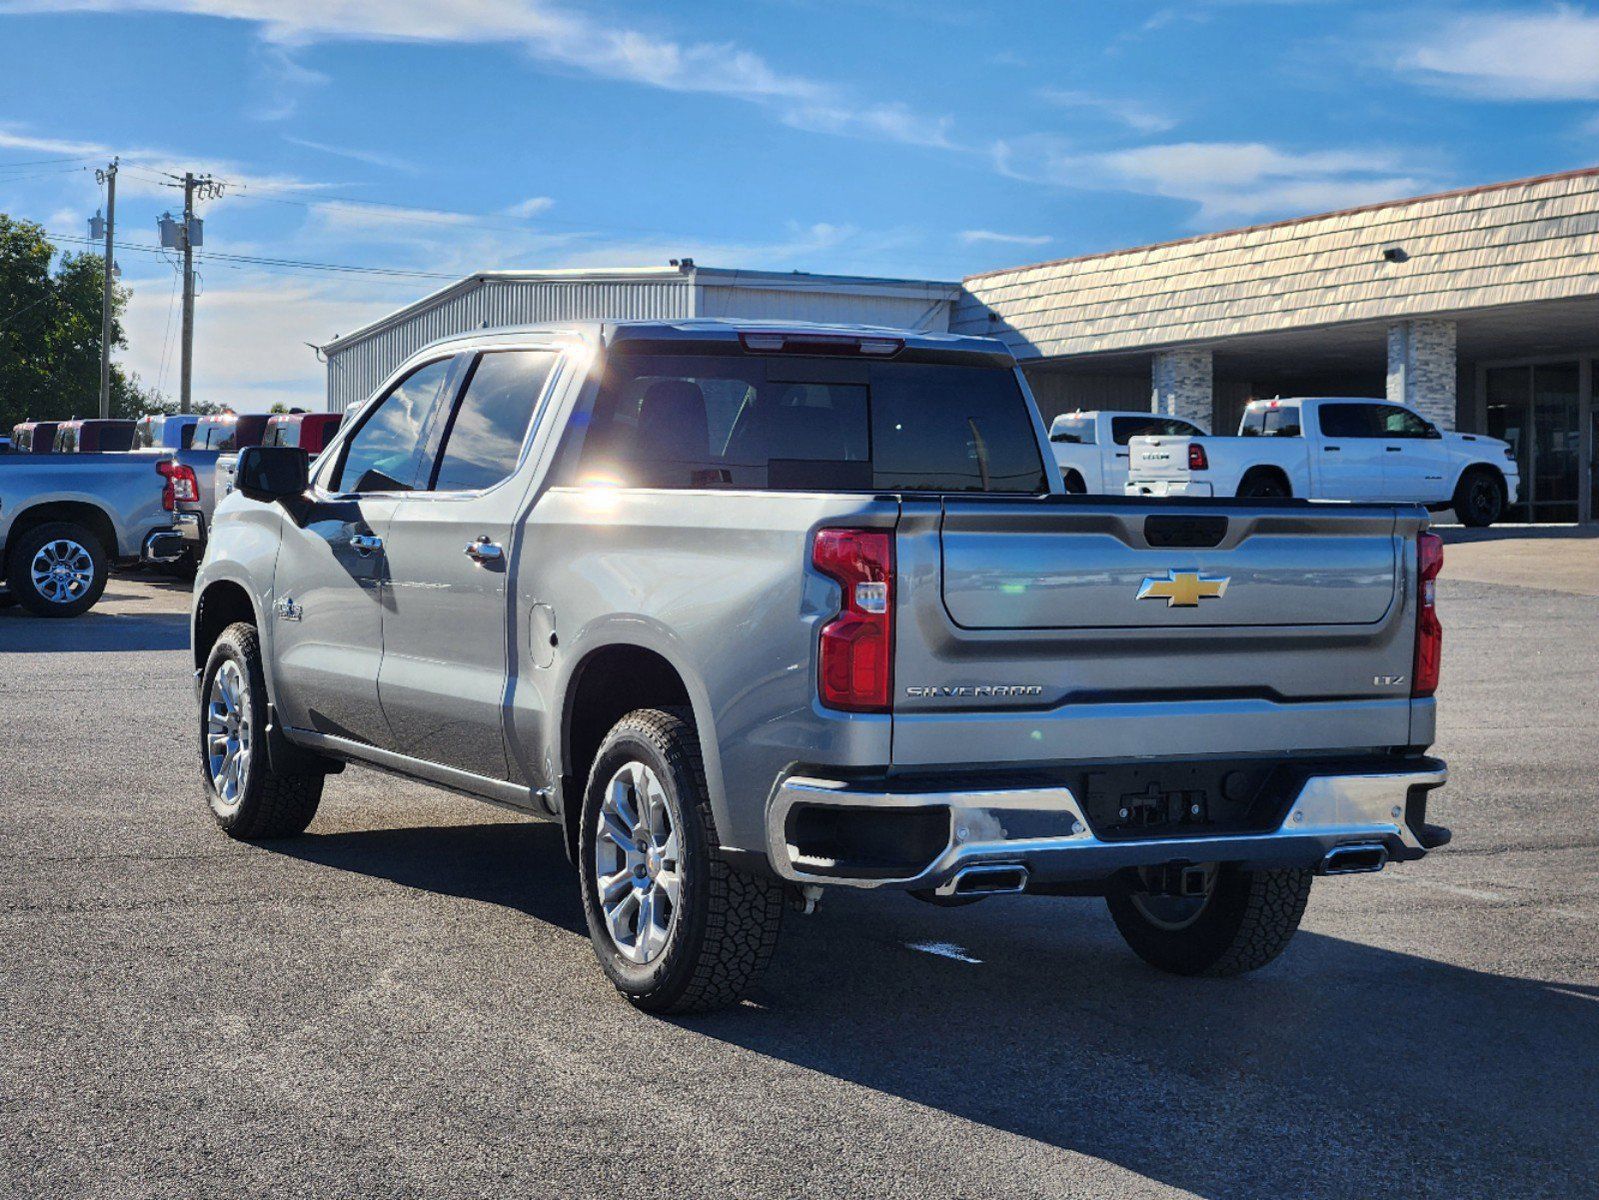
[1397,6,1599,100]
[993,136,1430,225]
[1036,87,1176,135]
[960,229,1052,246]
[503,196,555,218]
[282,136,416,174]
[5,0,954,148]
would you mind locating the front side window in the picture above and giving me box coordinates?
[1111,416,1200,445]
[431,350,557,492]
[1374,405,1433,438]
[577,352,1046,494]
[332,358,454,493]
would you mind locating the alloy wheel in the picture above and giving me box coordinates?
[593,760,682,964]
[29,538,94,605]
[205,660,252,806]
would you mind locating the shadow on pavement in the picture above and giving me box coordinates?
[1439,524,1598,544]
[0,609,190,652]
[270,816,1599,1198]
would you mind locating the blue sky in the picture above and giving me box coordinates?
[4,1,1599,409]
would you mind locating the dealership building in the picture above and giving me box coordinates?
[322,167,1599,523]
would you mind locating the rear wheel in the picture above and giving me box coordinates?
[199,622,323,839]
[578,708,784,1014]
[1106,863,1312,976]
[1237,473,1290,500]
[6,521,108,617]
[1453,466,1504,527]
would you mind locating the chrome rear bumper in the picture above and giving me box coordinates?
[766,761,1447,891]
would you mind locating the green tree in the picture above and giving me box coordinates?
[0,213,169,433]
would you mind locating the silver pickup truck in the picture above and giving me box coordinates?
[0,451,185,615]
[190,320,1450,1013]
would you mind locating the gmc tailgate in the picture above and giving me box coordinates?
[891,496,1430,767]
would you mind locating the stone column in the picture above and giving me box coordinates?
[1387,319,1457,430]
[1151,348,1213,426]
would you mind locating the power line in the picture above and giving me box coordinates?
[0,155,100,167]
[45,231,459,282]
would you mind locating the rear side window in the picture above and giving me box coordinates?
[332,358,455,493]
[1317,403,1377,439]
[1111,416,1200,445]
[577,353,1046,494]
[431,350,557,492]
[1050,415,1094,445]
[1241,405,1303,437]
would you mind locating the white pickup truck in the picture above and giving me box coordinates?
[1048,410,1208,494]
[1125,397,1520,526]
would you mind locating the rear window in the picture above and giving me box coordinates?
[1111,416,1201,445]
[265,420,300,448]
[197,419,236,451]
[575,353,1047,494]
[1240,405,1302,437]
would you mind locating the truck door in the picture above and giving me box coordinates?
[1313,402,1387,500]
[375,348,561,779]
[1371,404,1450,501]
[269,355,459,746]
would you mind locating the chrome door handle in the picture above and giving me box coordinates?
[464,537,503,564]
[349,533,383,555]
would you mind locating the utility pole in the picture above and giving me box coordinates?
[179,172,196,415]
[94,158,118,420]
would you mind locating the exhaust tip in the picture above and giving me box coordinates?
[1320,843,1388,876]
[950,864,1029,896]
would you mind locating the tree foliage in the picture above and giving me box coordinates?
[0,213,167,433]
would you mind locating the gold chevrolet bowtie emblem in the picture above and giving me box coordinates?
[1136,569,1229,607]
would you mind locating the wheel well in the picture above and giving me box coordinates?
[1062,468,1086,492]
[561,644,692,860]
[193,581,257,671]
[1237,465,1291,497]
[1458,462,1505,494]
[4,502,118,573]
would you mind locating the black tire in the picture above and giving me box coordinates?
[199,622,323,840]
[578,708,784,1014]
[1237,473,1290,500]
[6,521,109,617]
[1106,864,1313,977]
[1062,470,1088,495]
[1452,466,1504,528]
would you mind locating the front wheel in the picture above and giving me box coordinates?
[578,708,784,1014]
[1453,467,1504,527]
[199,622,323,839]
[1106,864,1312,976]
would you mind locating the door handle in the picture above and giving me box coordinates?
[1324,446,1340,452]
[1386,446,1403,452]
[464,536,504,564]
[349,533,383,555]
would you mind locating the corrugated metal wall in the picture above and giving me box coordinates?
[326,277,693,412]
[694,283,953,331]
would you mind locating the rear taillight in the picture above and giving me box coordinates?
[812,528,893,712]
[1413,531,1443,697]
[156,460,198,510]
[1188,442,1209,471]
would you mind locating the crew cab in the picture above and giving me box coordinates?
[53,419,137,453]
[169,413,271,558]
[11,421,61,454]
[1049,410,1208,493]
[1126,396,1520,526]
[0,450,184,615]
[191,320,1450,1014]
[133,413,200,451]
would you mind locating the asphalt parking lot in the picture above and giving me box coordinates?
[2,531,1596,1200]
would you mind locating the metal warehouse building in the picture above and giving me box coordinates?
[318,264,960,414]
[321,167,1599,523]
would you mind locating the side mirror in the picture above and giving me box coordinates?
[235,445,309,502]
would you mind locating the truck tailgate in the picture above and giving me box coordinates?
[893,497,1427,765]
[1126,435,1195,481]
